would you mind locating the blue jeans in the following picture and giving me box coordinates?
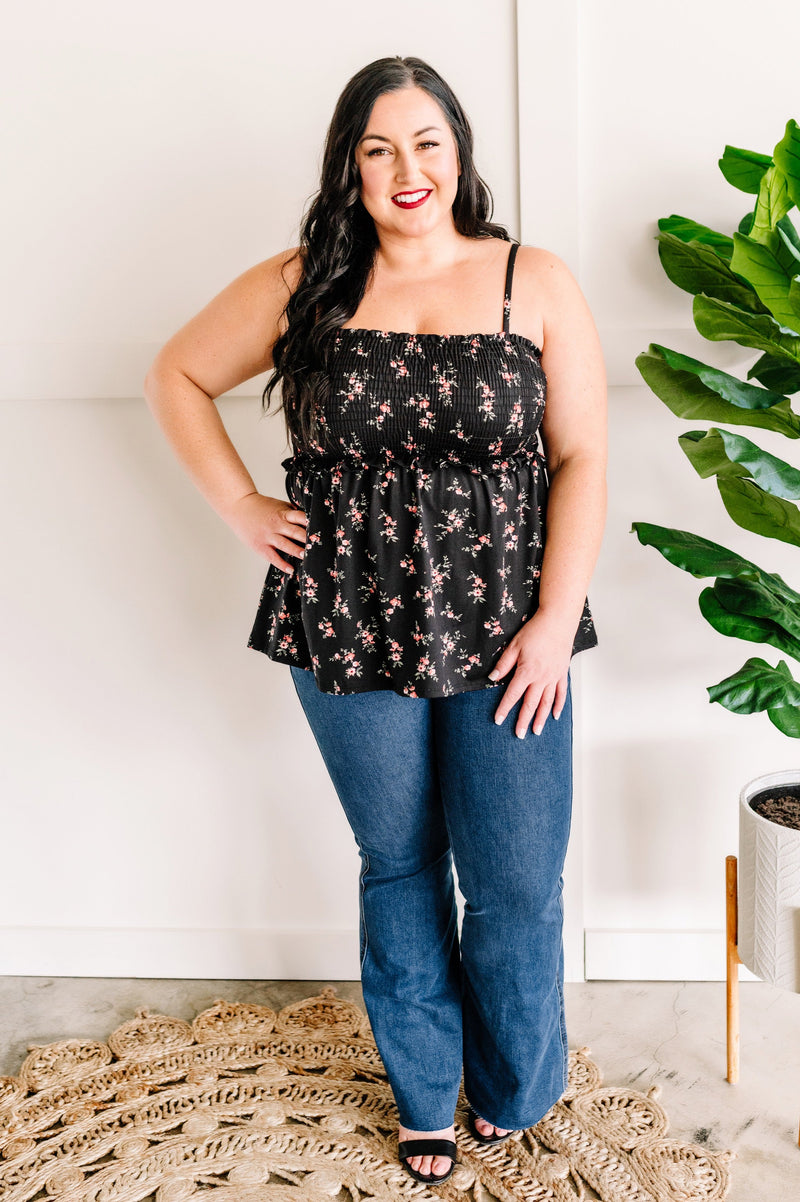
[289,665,573,1132]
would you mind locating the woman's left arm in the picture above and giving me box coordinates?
[490,248,607,738]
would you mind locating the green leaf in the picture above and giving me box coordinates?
[630,523,763,581]
[719,145,773,194]
[708,657,800,713]
[658,214,734,259]
[739,209,755,236]
[716,429,800,497]
[657,232,765,311]
[693,294,800,364]
[790,276,800,320]
[747,352,800,394]
[682,427,800,497]
[777,214,800,260]
[773,118,800,211]
[713,576,800,641]
[731,230,800,330]
[750,164,792,243]
[679,429,749,480]
[631,523,800,625]
[768,703,800,736]
[718,475,800,547]
[698,585,800,661]
[635,345,800,438]
[654,345,789,410]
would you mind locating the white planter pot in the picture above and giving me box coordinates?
[738,768,800,992]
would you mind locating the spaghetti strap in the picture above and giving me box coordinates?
[502,241,520,334]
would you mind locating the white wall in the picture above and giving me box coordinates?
[517,0,798,977]
[0,0,520,979]
[3,0,798,983]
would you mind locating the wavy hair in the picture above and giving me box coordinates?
[263,55,510,452]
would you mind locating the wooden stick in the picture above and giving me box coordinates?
[725,854,740,1084]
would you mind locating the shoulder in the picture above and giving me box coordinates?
[271,244,305,291]
[493,242,579,348]
[234,245,304,318]
[514,243,594,327]
[260,245,305,335]
[198,246,305,352]
[514,244,579,297]
[185,245,305,334]
[147,246,306,391]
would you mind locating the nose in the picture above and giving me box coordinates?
[394,148,415,184]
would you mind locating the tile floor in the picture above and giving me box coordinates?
[0,976,797,1200]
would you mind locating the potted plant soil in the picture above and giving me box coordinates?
[631,118,800,995]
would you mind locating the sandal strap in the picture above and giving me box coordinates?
[399,1138,457,1159]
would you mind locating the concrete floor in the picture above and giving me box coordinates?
[0,977,797,1200]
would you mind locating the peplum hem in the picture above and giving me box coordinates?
[248,448,597,699]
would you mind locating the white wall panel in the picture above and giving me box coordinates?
[1,0,519,400]
[7,0,797,983]
[0,0,523,978]
[517,0,800,977]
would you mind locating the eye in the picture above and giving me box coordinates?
[364,140,440,158]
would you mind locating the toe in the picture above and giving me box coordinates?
[399,1123,455,1179]
[475,1115,510,1138]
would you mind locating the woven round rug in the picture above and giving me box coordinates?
[0,987,735,1201]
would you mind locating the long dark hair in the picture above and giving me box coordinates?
[262,55,510,452]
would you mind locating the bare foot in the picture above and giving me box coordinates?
[398,1122,456,1178]
[473,1115,511,1139]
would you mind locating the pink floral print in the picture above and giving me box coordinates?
[248,243,597,696]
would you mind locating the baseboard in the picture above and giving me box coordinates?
[2,926,756,984]
[585,929,760,981]
[0,926,361,980]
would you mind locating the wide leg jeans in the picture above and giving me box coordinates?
[289,664,573,1132]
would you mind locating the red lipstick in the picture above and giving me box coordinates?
[391,189,432,209]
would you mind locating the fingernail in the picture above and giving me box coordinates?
[488,670,499,680]
[494,715,504,725]
[516,730,525,739]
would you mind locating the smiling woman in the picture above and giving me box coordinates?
[143,54,607,1188]
[355,96,459,224]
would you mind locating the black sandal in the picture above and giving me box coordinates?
[398,1137,458,1184]
[467,1106,517,1146]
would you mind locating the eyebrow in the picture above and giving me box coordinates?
[358,125,442,146]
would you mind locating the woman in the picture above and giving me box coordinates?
[144,55,606,1187]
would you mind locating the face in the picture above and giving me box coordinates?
[353,86,461,237]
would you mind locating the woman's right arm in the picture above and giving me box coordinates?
[142,247,308,576]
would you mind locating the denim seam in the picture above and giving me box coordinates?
[562,672,574,1092]
[358,851,370,973]
[556,891,569,1092]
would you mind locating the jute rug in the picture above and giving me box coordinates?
[0,987,735,1201]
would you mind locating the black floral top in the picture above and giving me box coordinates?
[248,241,598,697]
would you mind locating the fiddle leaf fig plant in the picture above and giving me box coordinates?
[632,118,800,737]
